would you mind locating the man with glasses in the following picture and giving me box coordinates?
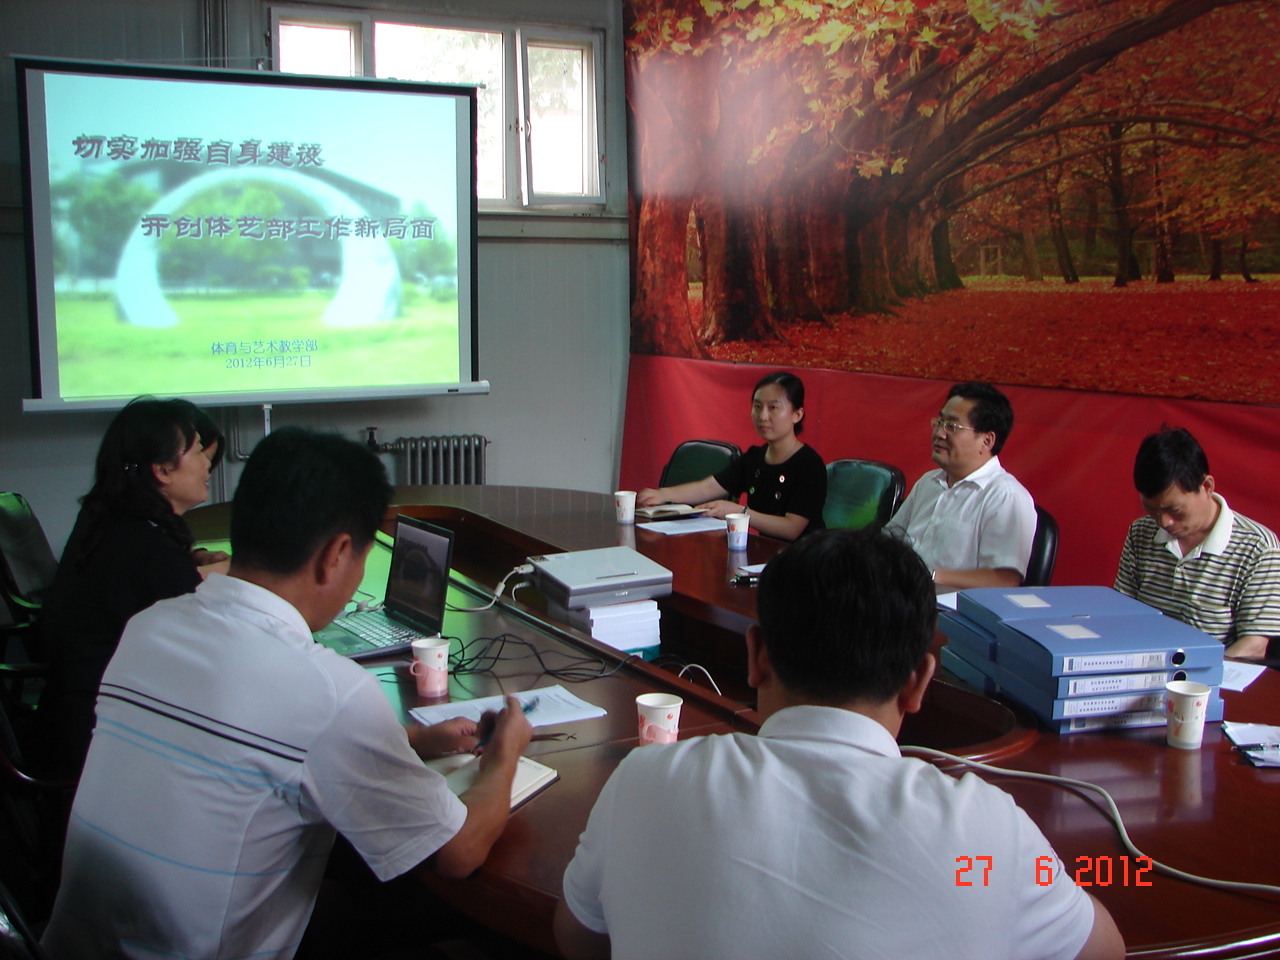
[884,381,1035,589]
[1115,426,1280,659]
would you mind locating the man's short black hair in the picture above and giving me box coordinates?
[1133,426,1209,499]
[947,381,1014,455]
[231,426,393,575]
[756,529,935,703]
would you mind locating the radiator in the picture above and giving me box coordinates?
[388,434,488,485]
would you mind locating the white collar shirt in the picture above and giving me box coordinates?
[885,455,1036,575]
[562,703,1093,960]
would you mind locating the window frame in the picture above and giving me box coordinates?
[269,5,607,212]
[517,27,606,207]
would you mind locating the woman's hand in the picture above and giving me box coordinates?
[193,547,230,566]
[637,488,666,507]
[696,499,745,520]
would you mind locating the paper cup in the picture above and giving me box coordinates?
[615,490,637,524]
[409,637,451,699]
[726,512,749,551]
[1165,679,1211,749]
[636,693,682,746]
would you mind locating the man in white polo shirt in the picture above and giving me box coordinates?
[42,427,532,960]
[1115,426,1280,659]
[554,529,1123,960]
[885,381,1036,589]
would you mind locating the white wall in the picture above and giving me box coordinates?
[0,0,631,553]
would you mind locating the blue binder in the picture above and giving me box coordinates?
[958,585,1162,634]
[997,641,1223,697]
[939,645,998,695]
[994,614,1224,676]
[996,662,1222,722]
[1045,697,1224,735]
[937,608,997,662]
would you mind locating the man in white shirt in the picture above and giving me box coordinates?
[885,381,1036,589]
[554,529,1124,960]
[42,427,532,960]
[1115,426,1280,659]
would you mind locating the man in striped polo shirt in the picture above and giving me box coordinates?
[1114,427,1280,659]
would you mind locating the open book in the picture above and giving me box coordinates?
[636,503,706,520]
[424,753,559,810]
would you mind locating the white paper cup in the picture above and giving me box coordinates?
[726,512,750,551]
[615,490,637,524]
[1165,680,1211,749]
[410,637,451,699]
[636,693,682,746]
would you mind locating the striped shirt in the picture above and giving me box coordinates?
[1114,495,1280,644]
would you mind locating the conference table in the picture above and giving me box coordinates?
[189,486,1280,959]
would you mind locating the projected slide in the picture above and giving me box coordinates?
[20,62,477,408]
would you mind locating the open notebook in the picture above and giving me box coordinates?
[423,754,559,810]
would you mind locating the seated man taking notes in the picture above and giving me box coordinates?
[885,381,1036,589]
[1115,426,1280,659]
[42,427,532,960]
[554,529,1123,960]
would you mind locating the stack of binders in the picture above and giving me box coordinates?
[547,598,661,660]
[939,586,1225,734]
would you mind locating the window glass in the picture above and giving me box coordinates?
[526,43,591,196]
[277,22,358,77]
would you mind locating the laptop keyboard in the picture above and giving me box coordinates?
[341,611,422,647]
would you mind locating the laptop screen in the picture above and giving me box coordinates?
[384,516,454,634]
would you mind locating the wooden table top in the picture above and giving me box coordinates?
[189,486,1280,958]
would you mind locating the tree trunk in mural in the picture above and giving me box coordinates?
[1208,238,1224,280]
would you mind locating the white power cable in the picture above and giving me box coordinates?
[446,563,534,613]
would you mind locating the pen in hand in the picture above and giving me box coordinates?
[474,696,539,751]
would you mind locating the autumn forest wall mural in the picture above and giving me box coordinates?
[624,0,1280,405]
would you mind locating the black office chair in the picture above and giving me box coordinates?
[0,877,50,960]
[822,459,906,531]
[0,671,74,932]
[1022,505,1059,588]
[0,493,58,660]
[658,440,741,488]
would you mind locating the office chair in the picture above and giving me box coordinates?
[1022,505,1059,588]
[0,877,50,960]
[658,440,741,489]
[822,459,906,531]
[0,493,58,659]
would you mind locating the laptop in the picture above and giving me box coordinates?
[314,515,455,661]
[528,545,672,610]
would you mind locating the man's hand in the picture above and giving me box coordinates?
[194,547,231,566]
[407,717,479,760]
[475,696,534,766]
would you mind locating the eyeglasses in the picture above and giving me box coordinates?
[930,417,975,435]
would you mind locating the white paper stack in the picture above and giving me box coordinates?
[548,598,661,657]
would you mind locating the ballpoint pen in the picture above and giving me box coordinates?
[1235,742,1280,752]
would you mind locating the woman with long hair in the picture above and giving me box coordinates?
[36,397,226,776]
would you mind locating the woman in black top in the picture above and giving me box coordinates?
[639,372,826,541]
[35,397,226,777]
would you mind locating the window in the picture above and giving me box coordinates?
[271,7,605,210]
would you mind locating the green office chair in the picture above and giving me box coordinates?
[822,459,906,531]
[658,440,742,489]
